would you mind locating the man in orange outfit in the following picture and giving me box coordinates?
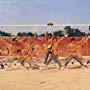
[63,36,90,69]
[44,35,68,69]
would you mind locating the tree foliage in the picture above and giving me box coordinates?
[64,26,86,36]
[17,32,34,36]
[0,30,12,36]
[54,30,64,37]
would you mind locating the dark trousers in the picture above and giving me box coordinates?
[46,52,62,69]
[87,60,90,64]
[0,63,4,69]
[44,51,51,64]
[64,55,84,68]
[20,59,25,66]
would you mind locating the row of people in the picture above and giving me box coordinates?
[0,35,90,70]
[44,35,90,69]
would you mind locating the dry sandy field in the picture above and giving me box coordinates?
[0,64,90,90]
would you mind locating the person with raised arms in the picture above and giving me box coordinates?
[43,35,68,69]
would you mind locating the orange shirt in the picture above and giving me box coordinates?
[68,43,77,52]
[76,41,83,56]
[21,49,29,60]
[68,43,77,56]
[68,41,84,56]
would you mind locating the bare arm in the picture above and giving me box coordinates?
[76,36,90,45]
[81,36,90,44]
[57,35,68,48]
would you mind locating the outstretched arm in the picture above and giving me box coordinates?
[76,36,90,45]
[57,35,68,45]
[56,35,68,50]
[84,36,90,43]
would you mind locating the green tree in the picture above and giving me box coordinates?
[64,26,71,36]
[28,32,34,36]
[64,26,86,36]
[71,28,86,36]
[54,30,64,37]
[0,30,12,36]
[17,32,34,36]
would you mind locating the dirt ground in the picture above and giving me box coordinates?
[0,64,90,90]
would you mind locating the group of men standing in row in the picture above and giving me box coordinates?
[44,35,90,69]
[0,34,90,70]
